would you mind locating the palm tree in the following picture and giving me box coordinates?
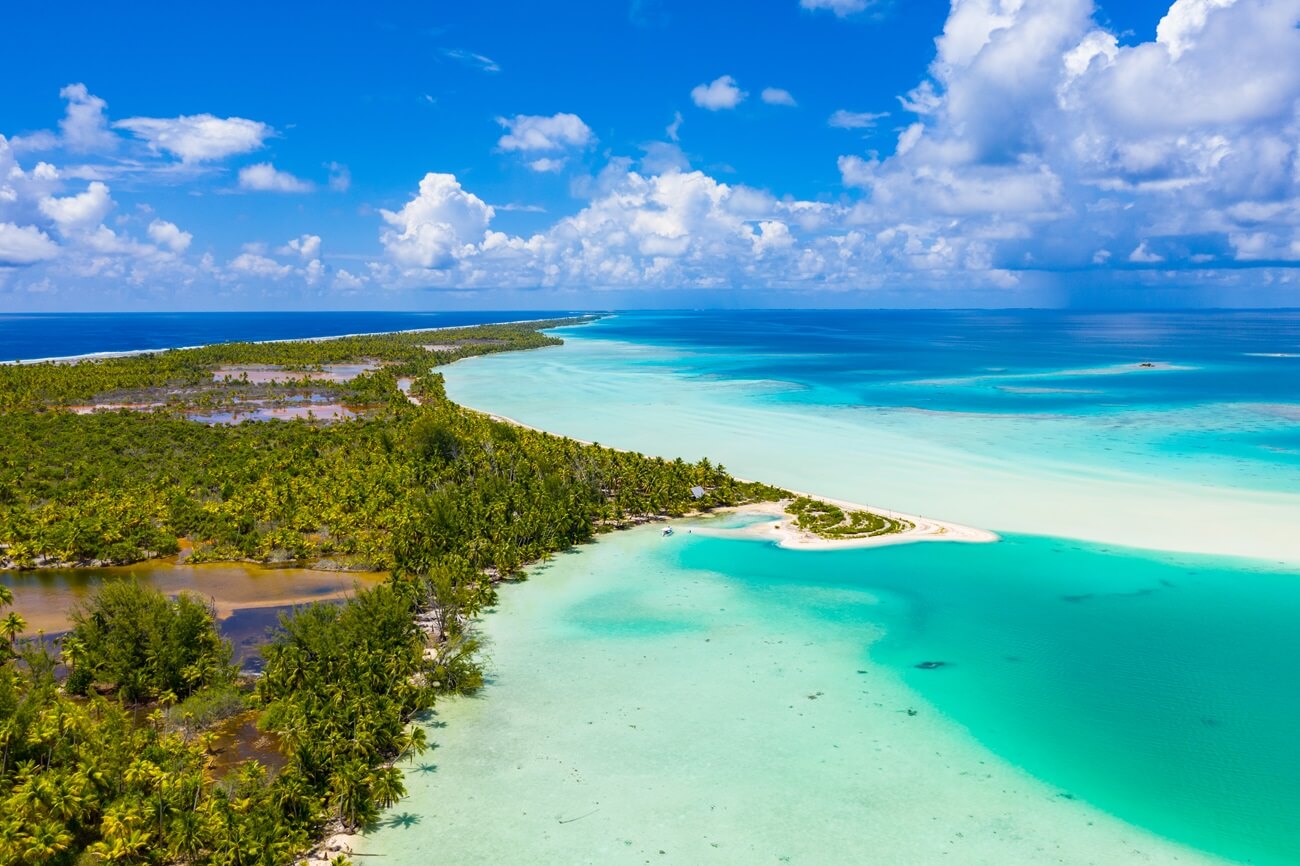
[1,611,26,647]
[90,827,153,865]
[329,760,373,831]
[21,821,73,864]
[43,780,84,824]
[369,766,405,810]
[59,634,85,678]
[166,808,204,864]
[397,726,428,764]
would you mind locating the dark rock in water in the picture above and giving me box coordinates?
[915,660,948,670]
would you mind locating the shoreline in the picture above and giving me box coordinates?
[701,499,997,550]
[476,409,999,550]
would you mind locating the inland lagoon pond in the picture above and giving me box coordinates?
[1,559,383,670]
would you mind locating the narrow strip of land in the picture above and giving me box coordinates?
[705,498,997,550]
[478,410,998,549]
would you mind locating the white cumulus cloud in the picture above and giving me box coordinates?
[228,252,292,278]
[0,223,60,264]
[1157,0,1238,59]
[333,268,367,290]
[115,114,273,162]
[238,162,314,193]
[496,113,594,152]
[691,76,747,110]
[147,219,192,253]
[1129,241,1165,263]
[39,181,115,234]
[279,234,322,259]
[57,83,118,153]
[761,88,798,106]
[380,172,495,269]
[833,0,1300,285]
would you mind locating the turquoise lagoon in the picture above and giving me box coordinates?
[361,312,1300,864]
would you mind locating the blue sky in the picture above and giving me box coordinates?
[2,0,1298,310]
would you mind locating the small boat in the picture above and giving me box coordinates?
[661,527,674,537]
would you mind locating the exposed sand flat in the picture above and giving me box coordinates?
[700,498,998,551]
[908,361,1197,387]
[997,385,1102,394]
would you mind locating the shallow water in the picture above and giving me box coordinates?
[856,534,1300,864]
[360,523,1300,865]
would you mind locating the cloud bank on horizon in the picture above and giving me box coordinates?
[1,0,1298,310]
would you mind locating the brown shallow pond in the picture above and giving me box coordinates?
[1,559,385,670]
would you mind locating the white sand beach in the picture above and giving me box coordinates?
[697,498,998,550]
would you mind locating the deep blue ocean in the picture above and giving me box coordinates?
[0,310,582,361]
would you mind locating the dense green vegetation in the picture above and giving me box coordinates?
[65,581,235,702]
[786,496,912,538]
[1,319,777,570]
[257,584,437,833]
[0,578,437,864]
[0,319,786,863]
